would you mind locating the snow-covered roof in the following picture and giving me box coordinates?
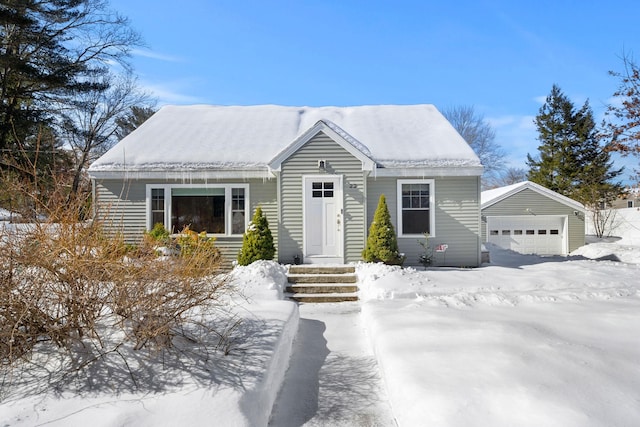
[481,181,585,211]
[89,104,481,176]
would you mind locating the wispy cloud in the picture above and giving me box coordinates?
[533,95,546,105]
[140,80,205,105]
[131,48,183,63]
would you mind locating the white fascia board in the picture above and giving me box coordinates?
[89,168,275,180]
[268,120,376,172]
[372,166,484,178]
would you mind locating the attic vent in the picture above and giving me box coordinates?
[318,160,326,170]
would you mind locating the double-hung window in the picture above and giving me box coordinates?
[151,188,165,227]
[147,184,249,236]
[397,179,435,237]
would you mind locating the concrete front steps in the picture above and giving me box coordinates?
[286,265,359,303]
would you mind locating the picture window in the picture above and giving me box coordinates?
[148,185,248,235]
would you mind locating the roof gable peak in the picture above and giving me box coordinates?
[481,180,585,211]
[268,120,376,172]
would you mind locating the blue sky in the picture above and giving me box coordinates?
[109,0,640,178]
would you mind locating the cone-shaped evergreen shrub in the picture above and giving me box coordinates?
[237,206,275,266]
[362,194,404,265]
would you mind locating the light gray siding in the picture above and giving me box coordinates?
[367,176,481,267]
[95,180,146,242]
[481,188,585,252]
[95,178,278,265]
[279,131,366,264]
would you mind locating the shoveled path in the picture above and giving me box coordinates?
[268,302,397,427]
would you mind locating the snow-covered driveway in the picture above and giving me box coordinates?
[269,303,396,427]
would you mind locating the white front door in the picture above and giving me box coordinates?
[304,176,343,263]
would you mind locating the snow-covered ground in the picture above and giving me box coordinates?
[358,247,640,426]
[2,210,640,426]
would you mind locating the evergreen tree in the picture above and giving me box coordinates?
[527,85,580,195]
[0,0,140,179]
[115,105,157,140]
[527,84,623,205]
[237,206,275,266]
[362,195,404,265]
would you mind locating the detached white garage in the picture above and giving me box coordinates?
[481,181,585,256]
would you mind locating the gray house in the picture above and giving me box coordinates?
[89,104,483,267]
[481,181,585,256]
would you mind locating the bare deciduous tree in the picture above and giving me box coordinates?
[59,73,153,196]
[489,167,528,188]
[589,207,621,238]
[443,105,506,187]
[602,51,640,181]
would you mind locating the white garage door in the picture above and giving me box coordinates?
[487,215,567,255]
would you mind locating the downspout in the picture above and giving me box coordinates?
[363,169,370,253]
[273,170,282,263]
[477,175,482,267]
[91,178,97,221]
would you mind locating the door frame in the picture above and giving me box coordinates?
[302,175,344,264]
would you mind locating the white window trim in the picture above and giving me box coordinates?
[145,183,250,236]
[397,179,435,237]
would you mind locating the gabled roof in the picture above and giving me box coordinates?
[269,120,376,172]
[89,104,481,177]
[481,181,585,212]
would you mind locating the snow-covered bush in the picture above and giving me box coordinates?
[362,194,405,265]
[237,206,275,266]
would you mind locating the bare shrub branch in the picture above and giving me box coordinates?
[0,173,235,398]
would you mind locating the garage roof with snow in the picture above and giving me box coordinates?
[481,181,585,212]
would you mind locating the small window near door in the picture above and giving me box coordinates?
[502,230,510,235]
[514,230,523,235]
[490,230,499,235]
[550,229,559,235]
[312,182,334,198]
[538,229,547,235]
[526,230,535,235]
